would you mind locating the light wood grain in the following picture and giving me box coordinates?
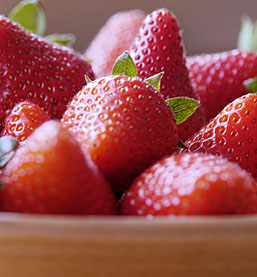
[0,214,256,277]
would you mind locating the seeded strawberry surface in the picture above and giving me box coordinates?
[183,93,257,178]
[130,9,206,141]
[187,50,257,121]
[121,153,257,216]
[62,75,178,193]
[0,120,118,215]
[2,101,50,143]
[0,16,94,131]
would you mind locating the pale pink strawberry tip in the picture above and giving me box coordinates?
[85,9,146,78]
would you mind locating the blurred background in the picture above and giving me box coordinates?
[1,0,257,55]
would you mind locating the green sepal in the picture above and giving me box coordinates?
[176,137,187,150]
[112,51,138,77]
[8,0,46,36]
[237,15,257,52]
[145,72,164,92]
[45,33,76,47]
[0,136,19,168]
[166,97,199,125]
[244,77,257,93]
[85,75,92,84]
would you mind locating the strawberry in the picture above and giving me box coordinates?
[62,74,178,193]
[0,16,94,131]
[85,9,145,78]
[121,152,257,216]
[0,120,118,215]
[183,93,257,179]
[130,8,206,141]
[2,101,50,143]
[187,50,257,121]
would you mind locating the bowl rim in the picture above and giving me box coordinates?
[0,213,256,239]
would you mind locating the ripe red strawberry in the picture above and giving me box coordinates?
[187,50,257,121]
[0,16,94,131]
[2,101,50,143]
[62,75,178,193]
[121,153,257,216]
[0,120,118,215]
[183,93,257,179]
[130,9,206,141]
[85,9,146,78]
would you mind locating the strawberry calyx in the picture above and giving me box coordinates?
[85,75,93,84]
[8,0,76,47]
[244,77,257,93]
[145,72,164,92]
[112,51,138,77]
[0,136,19,168]
[238,15,257,52]
[9,0,46,36]
[166,97,199,125]
[44,33,76,47]
[177,137,187,149]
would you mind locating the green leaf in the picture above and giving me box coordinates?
[237,15,257,52]
[112,51,138,77]
[8,0,46,36]
[166,97,199,125]
[176,137,187,150]
[145,72,164,92]
[85,75,93,84]
[45,33,76,47]
[244,77,257,93]
[0,136,19,168]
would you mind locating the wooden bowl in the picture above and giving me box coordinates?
[0,214,256,277]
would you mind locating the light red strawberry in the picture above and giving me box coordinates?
[183,93,257,179]
[121,152,257,216]
[187,50,257,121]
[2,101,50,143]
[85,9,146,78]
[62,75,178,193]
[0,120,118,215]
[0,16,94,131]
[130,8,206,141]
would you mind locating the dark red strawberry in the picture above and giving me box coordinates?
[130,8,206,141]
[187,50,257,121]
[2,101,50,143]
[62,75,178,193]
[0,120,117,215]
[0,16,94,131]
[183,93,257,179]
[121,152,257,216]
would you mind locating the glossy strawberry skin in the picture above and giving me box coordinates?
[0,16,94,131]
[62,75,178,193]
[187,50,257,121]
[121,153,257,216]
[130,9,206,141]
[0,120,118,215]
[183,94,257,179]
[2,101,50,143]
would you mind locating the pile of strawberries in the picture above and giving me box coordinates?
[0,3,256,216]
